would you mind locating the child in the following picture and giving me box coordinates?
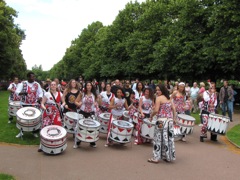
[184,96,192,115]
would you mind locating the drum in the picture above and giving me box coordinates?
[177,114,195,135]
[140,117,157,139]
[76,119,100,142]
[207,113,229,135]
[64,112,83,133]
[8,101,21,116]
[16,107,41,132]
[133,112,139,124]
[40,125,67,154]
[98,113,111,134]
[123,111,130,121]
[110,120,134,143]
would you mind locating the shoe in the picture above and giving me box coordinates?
[33,133,38,138]
[230,120,233,122]
[38,148,43,152]
[148,158,159,164]
[73,144,79,149]
[16,132,23,138]
[9,117,13,120]
[181,137,186,142]
[8,120,12,124]
[200,136,204,142]
[90,143,97,148]
[198,124,203,127]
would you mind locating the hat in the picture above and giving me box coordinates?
[46,78,51,82]
[179,82,185,86]
[61,81,67,86]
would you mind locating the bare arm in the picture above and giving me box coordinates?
[75,93,82,107]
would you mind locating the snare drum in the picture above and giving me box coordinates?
[123,111,130,121]
[8,101,21,116]
[64,112,83,133]
[98,113,111,134]
[76,119,100,142]
[177,114,195,135]
[110,120,134,143]
[40,125,67,154]
[16,107,41,132]
[207,113,229,135]
[141,117,157,139]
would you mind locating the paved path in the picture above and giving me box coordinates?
[0,114,240,180]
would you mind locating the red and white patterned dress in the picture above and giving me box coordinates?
[173,96,185,114]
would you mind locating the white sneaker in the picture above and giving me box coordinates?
[16,132,23,138]
[8,121,12,124]
[198,124,203,127]
[33,133,38,138]
[73,144,79,149]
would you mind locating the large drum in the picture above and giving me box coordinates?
[64,112,83,133]
[98,113,111,134]
[8,101,21,116]
[110,120,134,143]
[141,117,157,139]
[76,119,100,142]
[177,114,195,135]
[207,113,229,135]
[40,125,67,154]
[123,111,130,121]
[16,107,41,132]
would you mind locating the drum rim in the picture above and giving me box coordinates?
[177,114,195,121]
[99,113,111,119]
[41,125,67,139]
[66,112,80,120]
[78,119,100,127]
[16,107,41,119]
[112,120,134,128]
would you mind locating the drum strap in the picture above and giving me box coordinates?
[50,92,63,119]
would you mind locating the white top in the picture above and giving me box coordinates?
[111,97,126,116]
[100,91,114,107]
[44,91,63,104]
[134,90,143,100]
[141,96,153,114]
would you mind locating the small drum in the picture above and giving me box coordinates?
[123,111,130,121]
[40,125,67,154]
[76,119,100,142]
[207,113,229,135]
[133,112,139,124]
[98,113,111,134]
[110,120,134,143]
[64,112,83,133]
[177,114,195,135]
[16,107,41,132]
[141,117,157,139]
[8,101,21,116]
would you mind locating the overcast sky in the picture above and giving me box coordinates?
[6,0,145,71]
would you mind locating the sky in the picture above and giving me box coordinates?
[6,0,145,71]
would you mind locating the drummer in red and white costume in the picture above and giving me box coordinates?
[200,85,218,142]
[38,81,65,152]
[105,87,128,146]
[15,72,43,138]
[74,81,99,148]
[171,82,187,142]
[135,87,155,144]
[98,83,114,113]
[7,76,21,123]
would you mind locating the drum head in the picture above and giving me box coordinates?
[41,125,66,140]
[79,119,100,128]
[99,113,111,119]
[112,120,133,128]
[66,112,79,120]
[9,101,21,106]
[123,111,129,118]
[178,114,195,121]
[143,118,156,125]
[17,107,41,120]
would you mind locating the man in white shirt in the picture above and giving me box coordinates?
[132,78,139,91]
[15,72,43,138]
[190,82,199,113]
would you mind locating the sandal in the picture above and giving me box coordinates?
[148,158,159,164]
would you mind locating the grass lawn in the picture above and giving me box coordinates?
[0,91,39,145]
[227,124,240,147]
[0,173,15,180]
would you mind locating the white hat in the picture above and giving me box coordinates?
[179,82,185,86]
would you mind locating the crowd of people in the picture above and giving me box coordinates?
[7,72,237,163]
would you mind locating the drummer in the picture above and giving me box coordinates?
[15,72,43,138]
[135,87,155,145]
[105,87,128,146]
[171,82,187,142]
[148,84,176,163]
[200,85,218,142]
[38,81,65,152]
[7,76,21,123]
[98,83,114,113]
[74,81,99,148]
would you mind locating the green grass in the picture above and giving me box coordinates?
[227,124,240,147]
[190,113,201,124]
[0,91,39,145]
[0,173,15,180]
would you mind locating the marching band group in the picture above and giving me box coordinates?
[7,72,234,164]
